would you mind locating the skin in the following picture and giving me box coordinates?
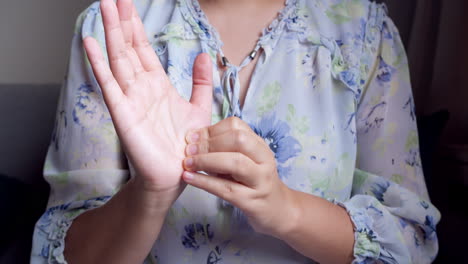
[65,0,355,263]
[199,0,285,106]
[182,117,355,264]
[66,0,213,262]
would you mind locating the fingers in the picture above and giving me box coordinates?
[117,0,133,47]
[184,152,260,187]
[186,117,253,143]
[185,129,269,164]
[131,4,164,72]
[83,37,124,109]
[182,171,250,208]
[189,53,213,112]
[100,0,135,90]
[117,0,145,74]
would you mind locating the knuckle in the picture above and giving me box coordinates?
[200,142,209,154]
[233,130,247,146]
[232,153,249,176]
[261,165,276,188]
[257,164,270,177]
[232,152,243,168]
[224,182,235,194]
[109,49,127,63]
[135,39,151,50]
[199,127,209,140]
[229,116,242,130]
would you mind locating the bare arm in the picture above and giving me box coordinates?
[280,190,355,264]
[65,178,169,263]
[64,0,213,262]
[180,118,354,264]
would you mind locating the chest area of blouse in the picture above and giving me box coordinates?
[163,40,358,198]
[152,1,361,199]
[198,0,287,107]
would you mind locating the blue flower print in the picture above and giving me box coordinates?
[300,53,318,87]
[40,244,49,258]
[360,101,387,134]
[277,165,292,179]
[357,18,366,42]
[181,223,214,250]
[72,83,101,127]
[403,96,416,121]
[206,240,231,264]
[249,114,301,179]
[405,148,422,168]
[379,247,397,264]
[250,114,302,163]
[376,56,396,84]
[183,50,200,78]
[370,181,390,202]
[415,215,437,246]
[207,248,222,264]
[340,70,357,87]
[51,110,67,151]
[420,201,429,210]
[423,215,436,239]
[414,232,422,248]
[366,204,384,217]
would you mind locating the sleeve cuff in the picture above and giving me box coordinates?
[336,198,381,263]
[32,196,111,263]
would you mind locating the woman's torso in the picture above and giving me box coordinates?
[79,0,374,262]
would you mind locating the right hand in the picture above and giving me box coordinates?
[83,0,213,206]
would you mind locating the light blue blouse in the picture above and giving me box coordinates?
[31,0,441,263]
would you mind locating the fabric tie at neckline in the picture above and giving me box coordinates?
[219,45,261,119]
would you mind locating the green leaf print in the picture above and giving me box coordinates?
[355,231,380,256]
[391,174,404,184]
[156,23,185,42]
[288,104,296,116]
[287,104,310,135]
[164,208,180,235]
[216,209,233,239]
[257,81,281,116]
[326,0,366,25]
[55,172,69,184]
[353,169,369,190]
[212,113,222,124]
[405,130,419,151]
[64,208,86,219]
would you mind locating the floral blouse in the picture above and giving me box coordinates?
[31,0,441,263]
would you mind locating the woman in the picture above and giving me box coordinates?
[31,0,440,263]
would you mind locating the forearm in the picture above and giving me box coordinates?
[278,189,355,264]
[64,177,169,264]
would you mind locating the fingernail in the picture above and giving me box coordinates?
[184,171,195,181]
[184,158,194,168]
[187,144,198,156]
[187,132,200,143]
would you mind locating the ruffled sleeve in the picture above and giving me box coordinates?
[339,3,441,263]
[30,2,129,263]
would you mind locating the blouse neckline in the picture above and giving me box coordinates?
[181,0,300,60]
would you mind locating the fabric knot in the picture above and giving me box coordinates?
[221,64,242,118]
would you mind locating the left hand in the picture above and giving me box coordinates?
[181,117,297,238]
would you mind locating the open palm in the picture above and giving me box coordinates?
[84,0,213,200]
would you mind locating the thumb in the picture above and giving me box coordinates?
[190,53,213,112]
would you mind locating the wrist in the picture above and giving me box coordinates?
[269,185,302,240]
[125,177,177,216]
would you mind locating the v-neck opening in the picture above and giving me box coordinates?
[187,0,297,67]
[182,0,299,116]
